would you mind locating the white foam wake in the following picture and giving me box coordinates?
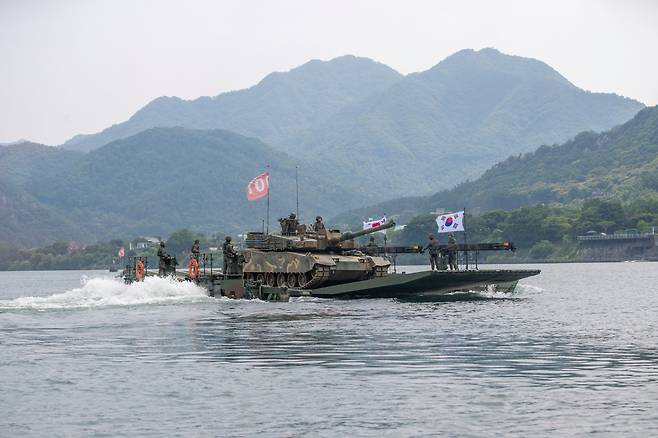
[0,276,209,310]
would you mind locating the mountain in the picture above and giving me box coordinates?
[332,105,658,227]
[0,143,88,246]
[63,56,403,152]
[4,50,648,246]
[61,49,642,202]
[4,128,363,245]
[289,48,644,196]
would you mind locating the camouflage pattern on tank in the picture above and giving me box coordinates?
[241,221,396,289]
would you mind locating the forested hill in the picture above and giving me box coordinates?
[288,48,644,194]
[333,105,658,226]
[1,128,364,246]
[61,49,643,200]
[63,55,403,152]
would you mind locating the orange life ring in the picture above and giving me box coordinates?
[188,258,199,279]
[135,260,145,280]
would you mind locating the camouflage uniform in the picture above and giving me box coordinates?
[365,236,378,256]
[191,240,200,261]
[313,216,326,233]
[222,237,237,274]
[157,242,167,276]
[425,236,440,271]
[447,234,458,271]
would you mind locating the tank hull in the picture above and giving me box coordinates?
[242,249,390,288]
[288,269,540,299]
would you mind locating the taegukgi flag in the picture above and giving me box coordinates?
[363,216,388,231]
[246,172,270,201]
[436,211,464,233]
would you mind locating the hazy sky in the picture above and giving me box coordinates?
[1,0,657,145]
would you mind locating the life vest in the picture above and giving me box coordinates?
[188,258,199,279]
[135,260,146,280]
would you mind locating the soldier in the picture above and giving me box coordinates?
[425,234,440,271]
[190,239,200,261]
[157,241,168,276]
[365,235,378,256]
[287,213,299,235]
[313,215,326,233]
[222,236,238,275]
[447,233,458,271]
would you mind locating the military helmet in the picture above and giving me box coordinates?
[289,213,296,219]
[225,236,232,242]
[160,241,165,246]
[194,239,200,244]
[316,216,322,221]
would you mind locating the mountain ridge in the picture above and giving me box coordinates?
[63,55,403,152]
[331,105,658,227]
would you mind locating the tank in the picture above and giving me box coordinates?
[242,221,396,289]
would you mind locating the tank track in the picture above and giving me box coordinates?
[244,263,332,290]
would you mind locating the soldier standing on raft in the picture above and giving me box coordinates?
[157,241,168,276]
[365,236,378,255]
[447,233,458,271]
[425,234,440,271]
[190,239,200,261]
[222,236,237,275]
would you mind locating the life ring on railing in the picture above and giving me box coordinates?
[135,260,145,281]
[188,258,199,279]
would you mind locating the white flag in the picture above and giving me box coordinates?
[436,211,465,233]
[363,216,388,231]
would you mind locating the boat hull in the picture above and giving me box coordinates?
[288,269,540,299]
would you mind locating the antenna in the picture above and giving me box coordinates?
[266,164,270,235]
[295,165,299,220]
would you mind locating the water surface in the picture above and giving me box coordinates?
[1,263,657,436]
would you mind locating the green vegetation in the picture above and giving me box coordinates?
[393,197,658,263]
[63,49,641,200]
[0,229,227,271]
[334,106,658,227]
[0,50,647,248]
[1,128,360,246]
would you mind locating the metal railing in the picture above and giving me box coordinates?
[577,233,655,241]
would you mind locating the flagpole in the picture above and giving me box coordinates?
[295,165,299,220]
[266,165,270,235]
[463,206,468,271]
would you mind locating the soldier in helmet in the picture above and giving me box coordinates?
[365,235,378,256]
[425,234,440,271]
[287,213,299,235]
[157,241,168,276]
[190,239,200,262]
[447,233,458,271]
[312,215,326,233]
[222,236,238,275]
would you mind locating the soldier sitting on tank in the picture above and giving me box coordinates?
[190,239,200,261]
[447,233,458,271]
[424,234,441,271]
[222,236,238,275]
[365,236,378,256]
[312,215,326,233]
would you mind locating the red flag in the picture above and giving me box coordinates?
[118,247,125,257]
[246,172,270,201]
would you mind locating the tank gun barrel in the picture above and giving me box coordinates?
[339,221,395,242]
